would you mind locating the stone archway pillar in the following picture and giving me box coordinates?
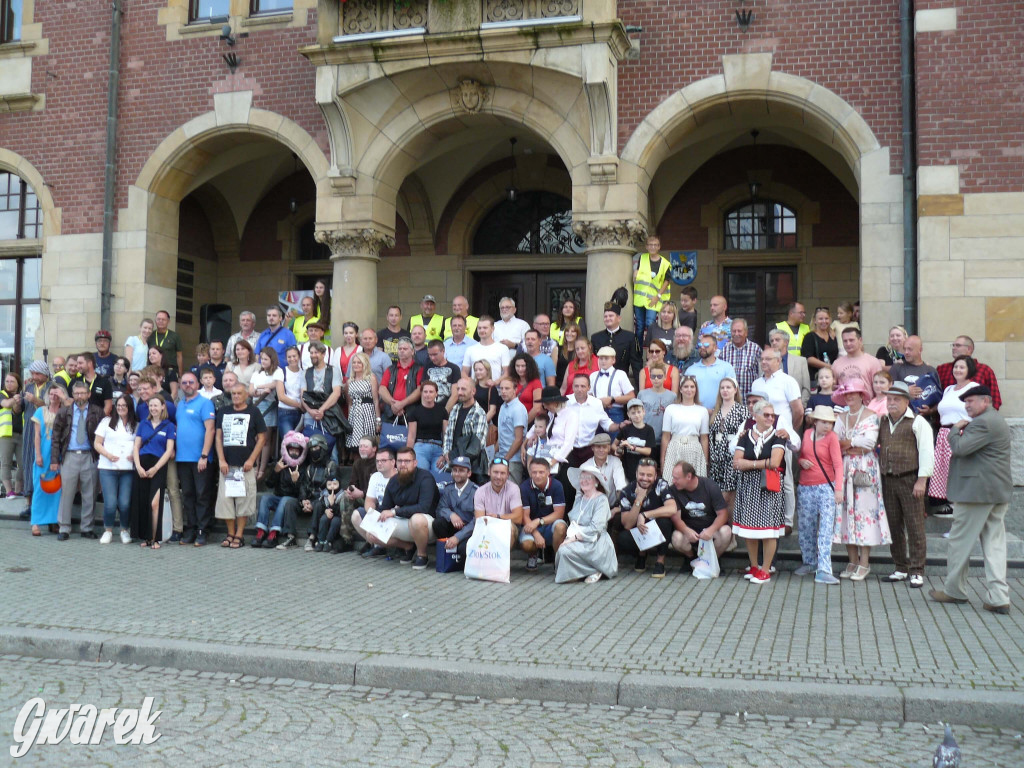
[315,228,395,337]
[573,219,647,333]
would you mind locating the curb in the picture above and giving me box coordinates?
[3,627,1022,729]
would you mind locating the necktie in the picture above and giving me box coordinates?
[76,407,87,446]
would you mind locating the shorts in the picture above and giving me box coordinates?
[215,468,257,520]
[390,514,437,544]
[518,520,567,547]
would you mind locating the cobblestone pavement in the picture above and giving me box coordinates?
[1,656,1020,767]
[3,520,1021,694]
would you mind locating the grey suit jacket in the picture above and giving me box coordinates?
[784,354,811,406]
[947,407,1012,504]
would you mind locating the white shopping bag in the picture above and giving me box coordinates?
[464,517,512,583]
[691,538,720,580]
[162,495,173,541]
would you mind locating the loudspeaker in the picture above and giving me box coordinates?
[200,303,232,344]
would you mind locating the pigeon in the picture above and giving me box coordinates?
[932,723,961,768]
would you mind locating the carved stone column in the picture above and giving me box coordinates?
[573,219,647,332]
[315,228,395,338]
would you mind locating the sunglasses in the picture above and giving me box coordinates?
[491,457,509,466]
[697,342,713,349]
[638,458,658,467]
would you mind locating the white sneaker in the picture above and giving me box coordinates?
[99,530,113,544]
[120,529,131,544]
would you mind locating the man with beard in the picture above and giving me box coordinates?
[616,458,678,578]
[441,377,488,480]
[410,294,444,342]
[252,431,308,549]
[668,325,699,373]
[352,446,440,569]
[685,333,736,409]
[434,456,480,558]
[356,446,398,557]
[93,330,117,378]
[301,341,343,452]
[720,318,762,400]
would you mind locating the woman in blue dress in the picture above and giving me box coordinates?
[30,387,64,536]
[131,394,176,549]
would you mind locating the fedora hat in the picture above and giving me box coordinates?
[567,464,609,495]
[883,381,913,399]
[539,386,568,403]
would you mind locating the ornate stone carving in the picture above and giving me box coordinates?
[450,79,490,113]
[341,0,380,35]
[483,0,579,23]
[315,228,395,260]
[340,0,428,35]
[571,219,648,250]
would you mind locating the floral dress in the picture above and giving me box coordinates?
[833,407,891,546]
[709,403,749,492]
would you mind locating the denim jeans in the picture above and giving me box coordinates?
[633,306,657,342]
[256,495,299,532]
[414,441,450,484]
[99,469,134,529]
[278,407,302,438]
[797,482,837,574]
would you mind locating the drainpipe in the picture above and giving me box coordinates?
[100,1,123,331]
[900,0,917,332]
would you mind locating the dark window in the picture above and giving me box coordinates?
[298,220,330,261]
[250,0,292,13]
[176,258,195,327]
[0,172,41,240]
[724,199,797,251]
[0,0,22,44]
[189,0,230,22]
[473,192,585,255]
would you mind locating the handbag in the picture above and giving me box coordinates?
[379,416,409,449]
[852,469,872,488]
[453,431,488,483]
[464,517,512,583]
[760,467,781,492]
[435,539,465,573]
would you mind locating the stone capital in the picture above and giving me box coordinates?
[572,218,647,250]
[314,228,395,261]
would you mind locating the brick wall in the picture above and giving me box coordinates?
[915,0,1024,193]
[616,0,904,174]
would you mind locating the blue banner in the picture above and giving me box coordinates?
[669,251,697,286]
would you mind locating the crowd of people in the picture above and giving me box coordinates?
[7,247,1012,611]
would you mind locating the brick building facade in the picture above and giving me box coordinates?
[0,0,1021,412]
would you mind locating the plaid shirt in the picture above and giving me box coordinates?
[720,341,763,399]
[443,401,488,455]
[936,360,1001,410]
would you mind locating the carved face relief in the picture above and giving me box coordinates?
[453,79,489,114]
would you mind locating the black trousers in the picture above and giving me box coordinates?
[616,517,674,557]
[178,461,212,535]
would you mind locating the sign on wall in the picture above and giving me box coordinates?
[669,251,697,286]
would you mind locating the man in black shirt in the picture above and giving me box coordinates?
[668,461,732,561]
[617,459,677,578]
[378,305,405,363]
[423,340,461,406]
[352,445,440,569]
[78,352,113,417]
[214,383,267,547]
[591,301,642,382]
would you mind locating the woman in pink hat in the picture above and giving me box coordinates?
[831,379,891,581]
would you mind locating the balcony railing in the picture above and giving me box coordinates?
[338,0,582,37]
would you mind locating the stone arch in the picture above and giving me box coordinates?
[0,148,61,238]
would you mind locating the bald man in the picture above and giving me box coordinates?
[698,295,732,351]
[443,295,479,340]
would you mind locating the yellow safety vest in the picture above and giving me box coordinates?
[775,321,811,357]
[410,314,444,342]
[0,389,12,439]
[292,315,315,344]
[550,319,583,345]
[443,315,479,341]
[54,370,71,389]
[632,253,671,309]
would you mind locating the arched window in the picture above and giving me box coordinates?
[724,199,796,251]
[473,192,585,255]
[0,171,42,376]
[0,171,41,240]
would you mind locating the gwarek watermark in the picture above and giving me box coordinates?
[9,697,162,758]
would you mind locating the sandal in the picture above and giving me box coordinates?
[151,541,161,550]
[839,563,857,579]
[140,540,149,548]
[229,536,243,549]
[850,564,870,581]
[221,536,234,548]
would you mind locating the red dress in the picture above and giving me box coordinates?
[562,355,599,394]
[517,379,543,413]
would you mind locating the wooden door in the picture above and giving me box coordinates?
[472,271,585,324]
[723,266,798,346]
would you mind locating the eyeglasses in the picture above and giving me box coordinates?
[950,342,969,349]
[649,373,665,380]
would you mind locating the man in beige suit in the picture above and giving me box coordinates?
[768,328,810,405]
[929,385,1012,614]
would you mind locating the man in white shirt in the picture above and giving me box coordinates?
[356,446,398,557]
[492,297,531,351]
[573,432,627,506]
[462,315,510,384]
[589,346,635,425]
[767,328,810,405]
[750,348,803,432]
[443,315,478,370]
[299,323,340,373]
[567,372,615,465]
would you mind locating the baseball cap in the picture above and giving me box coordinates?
[449,456,472,469]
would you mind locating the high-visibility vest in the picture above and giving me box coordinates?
[551,319,583,345]
[292,315,316,344]
[0,389,12,438]
[410,314,444,342]
[443,315,478,341]
[775,321,810,357]
[632,253,671,309]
